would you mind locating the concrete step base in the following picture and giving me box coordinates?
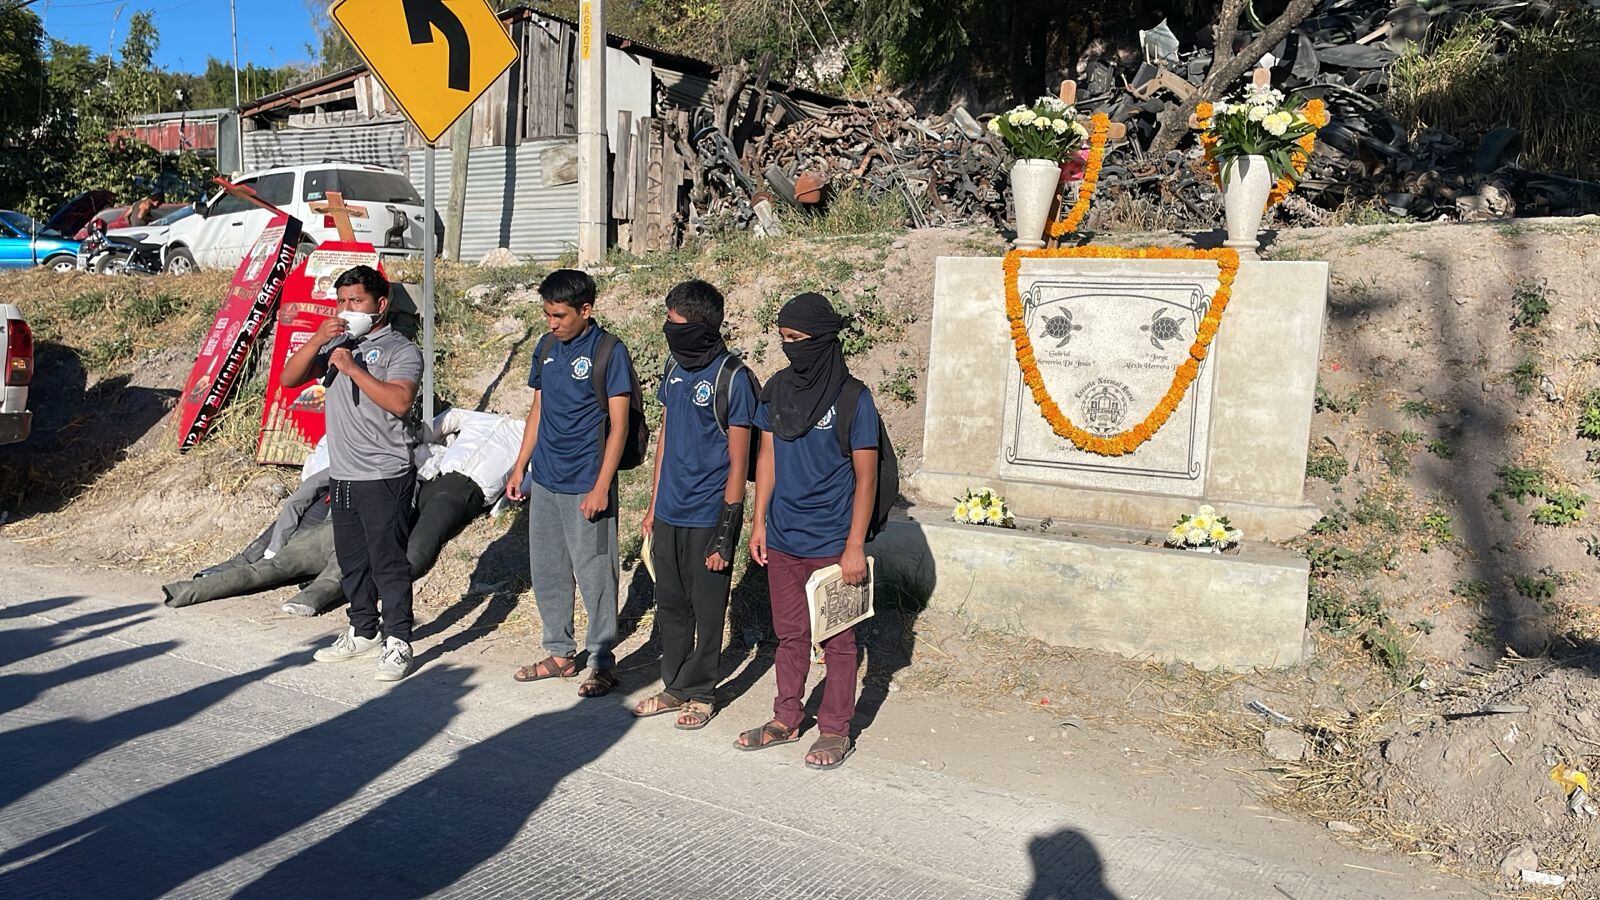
[868,506,1310,671]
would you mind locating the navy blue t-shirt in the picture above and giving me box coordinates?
[653,353,758,528]
[754,387,880,559]
[528,324,634,494]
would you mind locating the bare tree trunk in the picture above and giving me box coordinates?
[1146,0,1317,156]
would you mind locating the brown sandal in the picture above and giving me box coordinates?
[804,733,853,770]
[735,719,798,751]
[633,692,684,718]
[675,700,716,731]
[578,669,618,698]
[514,656,578,682]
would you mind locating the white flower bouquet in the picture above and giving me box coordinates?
[953,487,1016,528]
[1199,84,1317,182]
[987,95,1091,162]
[1166,504,1242,551]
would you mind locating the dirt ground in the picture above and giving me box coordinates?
[2,216,1599,891]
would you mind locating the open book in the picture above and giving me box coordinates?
[805,558,876,646]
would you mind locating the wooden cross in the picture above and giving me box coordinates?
[212,176,289,217]
[308,191,368,243]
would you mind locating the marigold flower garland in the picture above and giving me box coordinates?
[1197,97,1327,206]
[1047,112,1111,238]
[1004,246,1241,456]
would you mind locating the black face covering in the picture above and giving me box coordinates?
[761,293,850,441]
[664,320,724,371]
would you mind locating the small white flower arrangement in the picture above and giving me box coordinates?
[1201,84,1317,179]
[987,95,1091,162]
[953,487,1016,529]
[1166,504,1242,551]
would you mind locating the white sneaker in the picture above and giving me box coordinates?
[313,627,383,663]
[375,637,413,682]
[281,600,318,617]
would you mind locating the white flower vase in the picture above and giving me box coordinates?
[1220,154,1272,254]
[1010,158,1061,250]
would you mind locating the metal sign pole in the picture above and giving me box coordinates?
[422,142,436,424]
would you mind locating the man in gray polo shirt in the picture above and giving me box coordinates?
[282,265,424,682]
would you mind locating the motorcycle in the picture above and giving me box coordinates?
[80,220,165,275]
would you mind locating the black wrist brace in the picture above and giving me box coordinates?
[706,501,745,562]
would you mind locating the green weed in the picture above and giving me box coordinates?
[1377,430,1423,476]
[1400,398,1441,420]
[1513,573,1557,602]
[124,292,182,328]
[879,365,918,405]
[1315,383,1368,415]
[1530,487,1588,526]
[1578,390,1600,440]
[1426,438,1457,460]
[1451,578,1490,601]
[81,333,133,371]
[1306,446,1349,484]
[1509,358,1543,397]
[1420,510,1455,544]
[1510,279,1552,330]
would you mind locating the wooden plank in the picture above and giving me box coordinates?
[643,119,666,252]
[611,110,633,220]
[658,117,683,247]
[630,117,653,255]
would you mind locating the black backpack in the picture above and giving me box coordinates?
[832,377,899,542]
[663,353,763,482]
[534,329,650,471]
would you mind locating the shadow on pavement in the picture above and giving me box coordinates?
[234,685,635,896]
[0,654,299,813]
[0,665,475,896]
[1024,828,1118,899]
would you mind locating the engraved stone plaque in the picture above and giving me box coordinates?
[999,268,1219,497]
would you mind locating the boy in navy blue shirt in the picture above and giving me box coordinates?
[635,280,757,730]
[506,269,634,698]
[739,293,879,770]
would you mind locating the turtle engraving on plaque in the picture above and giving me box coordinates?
[1000,272,1219,497]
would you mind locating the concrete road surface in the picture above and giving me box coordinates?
[0,540,1487,898]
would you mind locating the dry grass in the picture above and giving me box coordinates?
[1390,15,1600,180]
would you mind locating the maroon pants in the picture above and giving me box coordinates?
[767,548,857,736]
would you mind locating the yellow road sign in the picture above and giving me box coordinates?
[331,0,517,144]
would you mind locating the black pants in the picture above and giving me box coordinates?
[331,472,415,643]
[407,472,485,579]
[651,522,733,704]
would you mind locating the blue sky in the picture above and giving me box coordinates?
[37,0,321,72]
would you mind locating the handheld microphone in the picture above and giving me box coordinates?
[321,333,353,386]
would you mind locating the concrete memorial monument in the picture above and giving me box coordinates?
[873,250,1329,670]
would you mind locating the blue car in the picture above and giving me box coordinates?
[0,191,113,273]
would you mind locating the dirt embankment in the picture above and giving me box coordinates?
[2,218,1599,887]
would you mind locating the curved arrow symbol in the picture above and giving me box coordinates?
[403,0,470,91]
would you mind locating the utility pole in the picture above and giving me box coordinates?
[230,0,243,173]
[575,0,607,265]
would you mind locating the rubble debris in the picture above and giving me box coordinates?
[1262,728,1308,761]
[1500,842,1538,878]
[688,0,1597,235]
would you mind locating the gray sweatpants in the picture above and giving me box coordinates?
[528,481,619,670]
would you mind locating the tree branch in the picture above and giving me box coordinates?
[1147,0,1318,156]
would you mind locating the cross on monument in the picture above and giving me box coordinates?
[308,190,369,243]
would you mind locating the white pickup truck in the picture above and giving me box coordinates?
[0,305,33,445]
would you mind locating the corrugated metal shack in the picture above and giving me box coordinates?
[238,5,844,261]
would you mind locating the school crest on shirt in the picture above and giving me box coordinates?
[571,356,592,379]
[363,348,382,365]
[692,380,713,407]
[816,405,837,430]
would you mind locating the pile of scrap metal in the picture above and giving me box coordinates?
[692,0,1597,233]
[686,94,1009,234]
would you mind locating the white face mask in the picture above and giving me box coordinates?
[338,310,375,339]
